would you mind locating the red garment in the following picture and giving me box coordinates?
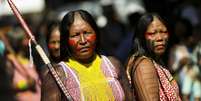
[154,61,181,101]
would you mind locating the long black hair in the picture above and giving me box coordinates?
[46,20,60,45]
[60,9,101,61]
[129,13,169,63]
[45,20,60,63]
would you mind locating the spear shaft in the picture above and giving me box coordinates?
[7,0,73,100]
[7,0,35,43]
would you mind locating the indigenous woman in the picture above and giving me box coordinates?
[46,21,61,63]
[41,10,130,101]
[126,13,181,101]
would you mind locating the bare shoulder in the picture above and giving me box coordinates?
[132,57,159,100]
[106,56,123,74]
[107,56,122,68]
[41,63,63,101]
[135,57,155,74]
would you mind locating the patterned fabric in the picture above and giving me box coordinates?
[59,55,125,101]
[101,55,125,100]
[153,61,181,101]
[59,62,81,101]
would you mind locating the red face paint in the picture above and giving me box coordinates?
[48,44,54,49]
[145,17,169,56]
[85,34,96,43]
[48,29,60,58]
[145,32,154,40]
[68,39,76,46]
[67,15,98,61]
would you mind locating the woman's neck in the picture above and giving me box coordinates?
[73,54,97,66]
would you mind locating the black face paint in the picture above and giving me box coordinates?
[146,37,168,57]
[146,39,155,53]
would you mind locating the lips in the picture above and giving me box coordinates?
[78,46,90,52]
[155,44,165,49]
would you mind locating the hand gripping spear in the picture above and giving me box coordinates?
[7,0,73,100]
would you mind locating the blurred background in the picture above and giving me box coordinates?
[0,0,201,100]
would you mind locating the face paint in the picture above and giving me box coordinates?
[68,39,76,47]
[68,33,95,48]
[146,39,155,51]
[68,13,96,61]
[84,34,96,50]
[48,28,60,58]
[145,17,169,56]
[48,42,59,49]
[86,34,96,43]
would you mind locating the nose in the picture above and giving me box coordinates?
[55,41,60,49]
[155,32,163,41]
[79,34,87,44]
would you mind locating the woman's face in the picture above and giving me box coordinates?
[48,27,60,58]
[145,17,169,56]
[68,14,96,61]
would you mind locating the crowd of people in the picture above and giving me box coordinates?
[0,0,201,101]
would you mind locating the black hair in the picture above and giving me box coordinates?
[46,20,60,44]
[60,9,100,61]
[130,13,169,62]
[45,20,60,63]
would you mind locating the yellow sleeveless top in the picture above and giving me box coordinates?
[66,55,115,101]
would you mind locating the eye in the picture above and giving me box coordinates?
[84,31,92,35]
[70,32,80,37]
[160,30,168,33]
[49,40,56,44]
[146,32,154,35]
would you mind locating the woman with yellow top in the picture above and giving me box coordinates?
[41,9,131,101]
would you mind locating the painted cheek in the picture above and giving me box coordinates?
[68,39,80,53]
[86,34,96,42]
[48,44,55,49]
[147,40,155,50]
[86,35,96,52]
[145,33,153,40]
[68,39,76,46]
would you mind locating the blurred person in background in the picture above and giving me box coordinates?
[0,17,16,100]
[99,4,127,58]
[168,18,197,96]
[0,40,16,101]
[0,23,41,100]
[46,20,61,63]
[181,41,201,101]
[0,15,41,100]
[41,9,131,101]
[115,12,143,65]
[7,26,41,101]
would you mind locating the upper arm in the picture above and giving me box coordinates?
[108,56,133,100]
[107,56,122,76]
[132,58,159,101]
[41,64,63,101]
